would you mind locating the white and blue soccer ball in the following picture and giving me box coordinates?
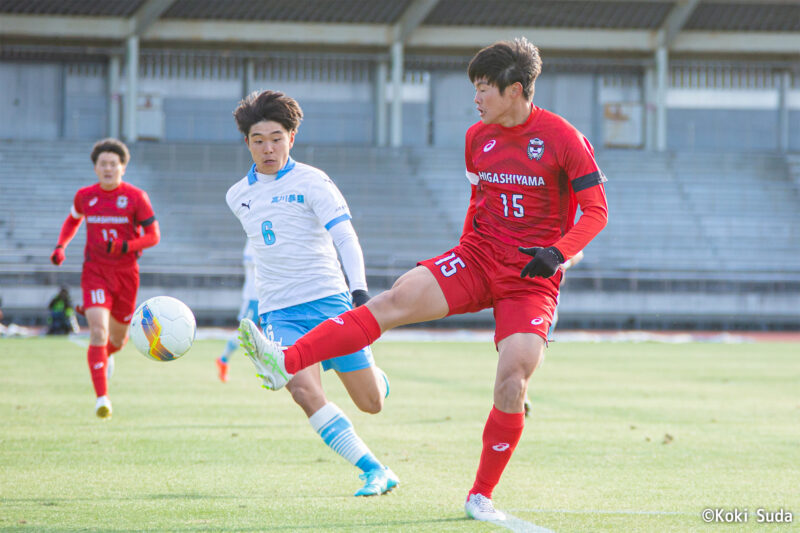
[130,296,197,362]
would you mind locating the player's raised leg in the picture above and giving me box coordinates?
[239,267,448,390]
[283,266,449,375]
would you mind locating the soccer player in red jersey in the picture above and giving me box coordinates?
[239,38,608,520]
[50,138,160,419]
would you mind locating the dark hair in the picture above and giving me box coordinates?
[468,37,542,101]
[90,138,130,165]
[233,90,304,137]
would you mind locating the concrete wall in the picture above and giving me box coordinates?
[0,62,62,140]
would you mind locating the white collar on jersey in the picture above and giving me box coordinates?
[247,157,296,185]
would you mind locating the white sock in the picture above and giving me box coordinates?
[308,402,381,472]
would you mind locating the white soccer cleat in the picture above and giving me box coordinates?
[465,493,506,521]
[95,396,112,419]
[106,355,115,380]
[238,318,293,391]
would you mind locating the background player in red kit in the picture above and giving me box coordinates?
[238,38,608,520]
[50,138,160,419]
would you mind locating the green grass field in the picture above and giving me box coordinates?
[1,335,798,532]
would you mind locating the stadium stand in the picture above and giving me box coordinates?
[1,0,798,329]
[1,140,798,328]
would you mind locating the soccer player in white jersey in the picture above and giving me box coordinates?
[215,240,259,383]
[226,90,397,497]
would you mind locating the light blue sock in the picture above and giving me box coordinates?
[309,402,382,473]
[219,336,238,363]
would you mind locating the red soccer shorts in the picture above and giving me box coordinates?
[419,231,562,346]
[81,261,140,324]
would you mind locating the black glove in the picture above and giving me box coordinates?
[351,289,370,307]
[519,246,564,279]
[107,239,129,255]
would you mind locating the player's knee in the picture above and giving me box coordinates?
[380,285,417,317]
[354,392,383,414]
[495,375,528,408]
[288,382,324,410]
[88,323,109,345]
[355,397,383,414]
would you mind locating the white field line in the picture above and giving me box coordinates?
[68,334,88,348]
[492,508,693,533]
[508,508,690,516]
[494,512,557,533]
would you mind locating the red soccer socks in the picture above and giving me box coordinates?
[470,406,525,499]
[284,305,381,374]
[87,344,109,397]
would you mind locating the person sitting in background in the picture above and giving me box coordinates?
[47,287,78,335]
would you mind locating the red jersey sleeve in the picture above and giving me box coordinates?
[72,190,85,218]
[553,132,608,259]
[134,189,156,227]
[461,128,480,238]
[55,190,85,249]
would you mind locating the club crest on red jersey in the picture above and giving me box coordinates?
[116,195,128,209]
[527,138,544,160]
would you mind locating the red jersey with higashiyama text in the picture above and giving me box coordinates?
[464,105,608,260]
[72,182,155,267]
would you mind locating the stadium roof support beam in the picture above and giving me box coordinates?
[778,71,790,153]
[375,61,388,147]
[109,56,121,139]
[653,0,699,152]
[672,32,800,54]
[393,0,439,43]
[390,41,403,148]
[129,0,176,37]
[119,1,175,142]
[654,46,668,152]
[389,0,439,147]
[124,36,139,143]
[2,15,800,55]
[0,15,129,39]
[658,0,699,49]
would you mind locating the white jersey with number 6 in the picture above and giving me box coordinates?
[226,159,351,313]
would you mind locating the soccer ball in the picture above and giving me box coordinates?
[130,296,196,362]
